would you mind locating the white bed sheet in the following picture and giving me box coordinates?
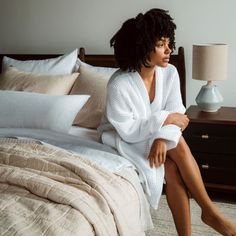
[0,128,131,172]
[69,125,99,141]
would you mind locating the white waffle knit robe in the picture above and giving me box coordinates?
[98,64,186,209]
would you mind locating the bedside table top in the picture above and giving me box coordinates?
[186,105,236,125]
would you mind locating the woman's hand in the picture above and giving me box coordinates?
[147,139,167,168]
[164,112,189,131]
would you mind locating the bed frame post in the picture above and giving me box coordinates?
[79,47,85,62]
[177,47,186,106]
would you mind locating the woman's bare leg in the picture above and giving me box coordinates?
[164,158,191,236]
[167,136,236,236]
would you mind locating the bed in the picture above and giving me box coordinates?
[0,47,186,236]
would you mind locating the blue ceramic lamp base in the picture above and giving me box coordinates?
[195,81,223,112]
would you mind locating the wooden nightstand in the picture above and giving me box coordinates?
[183,105,236,194]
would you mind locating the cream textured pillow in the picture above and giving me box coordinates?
[2,49,78,75]
[70,64,110,129]
[0,67,79,95]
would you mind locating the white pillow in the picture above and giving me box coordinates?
[2,49,78,75]
[0,91,90,133]
[76,58,117,76]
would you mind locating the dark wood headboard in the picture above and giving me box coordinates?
[0,47,186,105]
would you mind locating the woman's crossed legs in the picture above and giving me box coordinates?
[164,136,236,236]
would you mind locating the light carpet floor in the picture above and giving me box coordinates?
[146,195,236,236]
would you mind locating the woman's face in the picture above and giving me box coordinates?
[149,37,172,67]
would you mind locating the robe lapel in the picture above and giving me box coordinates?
[130,72,152,117]
[153,67,164,111]
[130,67,164,116]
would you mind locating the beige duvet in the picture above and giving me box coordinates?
[0,138,151,236]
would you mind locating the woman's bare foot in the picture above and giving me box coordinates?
[201,209,236,236]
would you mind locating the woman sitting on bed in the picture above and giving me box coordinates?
[98,8,236,236]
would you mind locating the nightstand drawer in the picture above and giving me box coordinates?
[193,152,236,170]
[184,123,236,154]
[200,169,236,186]
[193,152,236,185]
[184,123,236,136]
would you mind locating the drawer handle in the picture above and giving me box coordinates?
[201,164,209,169]
[201,134,209,139]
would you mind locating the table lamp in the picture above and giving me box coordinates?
[192,44,228,112]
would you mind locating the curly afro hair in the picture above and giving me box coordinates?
[110,8,176,72]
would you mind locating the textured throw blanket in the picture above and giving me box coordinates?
[0,138,146,236]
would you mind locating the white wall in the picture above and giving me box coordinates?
[1,0,236,107]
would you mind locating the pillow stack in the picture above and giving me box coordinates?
[0,49,88,133]
[0,49,118,132]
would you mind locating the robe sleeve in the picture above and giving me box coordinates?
[106,84,170,143]
[150,69,186,150]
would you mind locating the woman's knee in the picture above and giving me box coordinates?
[168,136,191,159]
[165,158,182,185]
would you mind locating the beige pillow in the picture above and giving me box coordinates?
[70,64,111,129]
[0,67,79,95]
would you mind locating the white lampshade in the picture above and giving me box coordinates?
[192,44,228,112]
